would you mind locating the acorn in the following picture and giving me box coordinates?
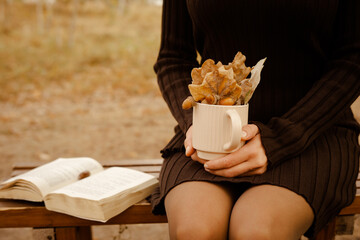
[182,96,196,110]
[219,97,235,105]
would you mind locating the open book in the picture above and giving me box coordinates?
[0,157,158,222]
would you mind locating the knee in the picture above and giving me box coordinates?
[172,222,226,240]
[229,225,272,240]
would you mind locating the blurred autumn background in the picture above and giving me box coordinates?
[0,0,174,239]
[0,0,359,239]
[0,0,177,166]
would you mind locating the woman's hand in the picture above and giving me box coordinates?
[184,124,268,177]
[184,126,208,165]
[204,124,267,177]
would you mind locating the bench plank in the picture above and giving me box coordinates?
[339,196,360,215]
[0,199,167,228]
[12,159,164,170]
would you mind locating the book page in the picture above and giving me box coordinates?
[46,167,157,201]
[1,157,103,197]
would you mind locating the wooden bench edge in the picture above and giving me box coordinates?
[0,201,167,228]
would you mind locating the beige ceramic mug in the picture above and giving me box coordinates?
[192,103,248,160]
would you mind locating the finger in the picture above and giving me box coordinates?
[204,153,245,171]
[184,138,194,157]
[184,134,192,149]
[204,160,256,178]
[240,166,267,176]
[205,154,267,177]
[185,144,195,157]
[241,124,259,141]
[190,151,208,165]
[184,126,195,157]
[190,151,199,161]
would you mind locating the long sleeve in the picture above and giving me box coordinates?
[154,0,199,134]
[256,0,360,167]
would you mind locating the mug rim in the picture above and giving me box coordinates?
[194,102,249,108]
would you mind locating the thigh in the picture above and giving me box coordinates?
[165,181,236,240]
[229,184,314,240]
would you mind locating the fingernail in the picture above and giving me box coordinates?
[241,131,247,138]
[185,146,191,156]
[204,163,208,168]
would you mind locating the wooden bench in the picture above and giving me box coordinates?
[0,159,167,240]
[0,158,359,240]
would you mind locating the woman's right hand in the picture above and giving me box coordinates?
[184,126,195,157]
[184,126,208,164]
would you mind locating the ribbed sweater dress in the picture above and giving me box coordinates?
[150,0,360,237]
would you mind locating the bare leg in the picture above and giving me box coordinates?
[229,184,314,240]
[164,181,236,240]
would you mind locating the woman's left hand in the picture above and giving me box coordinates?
[201,124,268,177]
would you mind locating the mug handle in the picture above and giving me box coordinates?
[223,109,242,151]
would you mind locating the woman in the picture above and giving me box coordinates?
[151,0,360,239]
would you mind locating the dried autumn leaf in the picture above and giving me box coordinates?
[191,68,203,85]
[227,84,242,102]
[231,52,252,83]
[239,57,267,104]
[201,59,217,78]
[188,68,240,106]
[218,65,234,81]
[188,69,238,105]
[203,70,220,94]
[216,69,237,97]
[239,79,253,104]
[188,81,213,102]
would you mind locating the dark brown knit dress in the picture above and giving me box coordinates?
[150,0,360,237]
